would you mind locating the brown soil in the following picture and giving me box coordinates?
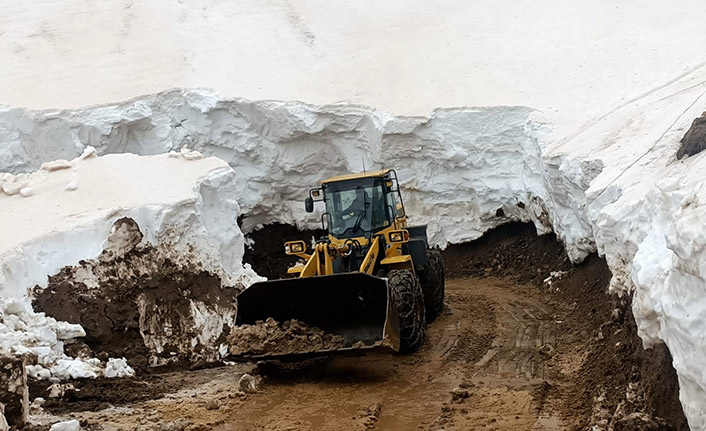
[442,222,572,283]
[442,222,688,431]
[242,223,324,280]
[1,355,28,427]
[227,318,345,356]
[544,255,688,430]
[30,372,189,414]
[32,241,238,371]
[24,222,688,431]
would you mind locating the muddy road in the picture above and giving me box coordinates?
[43,276,560,430]
[31,223,688,431]
[215,277,560,431]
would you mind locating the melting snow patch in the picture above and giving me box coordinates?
[50,359,99,380]
[104,358,135,378]
[49,419,81,431]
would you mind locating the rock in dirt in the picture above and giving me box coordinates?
[538,343,554,358]
[450,386,471,403]
[227,318,345,356]
[356,402,383,430]
[158,419,191,431]
[238,373,258,393]
[677,111,706,159]
[205,399,220,410]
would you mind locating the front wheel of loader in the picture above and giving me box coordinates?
[419,248,445,323]
[388,270,425,354]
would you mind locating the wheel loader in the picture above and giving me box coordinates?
[235,169,445,355]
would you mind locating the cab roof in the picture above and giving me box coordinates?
[321,169,392,185]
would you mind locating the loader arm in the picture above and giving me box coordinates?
[359,236,381,275]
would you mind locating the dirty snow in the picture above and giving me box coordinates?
[0,151,259,380]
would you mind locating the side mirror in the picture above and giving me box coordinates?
[305,197,314,213]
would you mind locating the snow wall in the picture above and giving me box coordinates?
[2,75,706,428]
[0,150,260,380]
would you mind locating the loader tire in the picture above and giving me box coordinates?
[388,270,425,354]
[419,248,445,323]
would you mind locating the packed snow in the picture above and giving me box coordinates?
[0,89,556,252]
[49,419,81,431]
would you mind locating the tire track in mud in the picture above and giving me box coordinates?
[210,277,563,431]
[45,276,563,431]
[421,278,563,431]
[32,223,687,430]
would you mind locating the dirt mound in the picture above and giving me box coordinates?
[243,223,324,280]
[228,318,345,356]
[26,221,689,430]
[442,222,687,429]
[33,220,238,370]
[548,255,688,430]
[442,222,571,283]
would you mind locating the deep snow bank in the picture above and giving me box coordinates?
[0,150,259,378]
[0,89,565,254]
[549,65,706,428]
[3,81,706,427]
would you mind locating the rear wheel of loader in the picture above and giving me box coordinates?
[419,248,445,323]
[388,270,425,354]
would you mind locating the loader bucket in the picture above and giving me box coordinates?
[235,272,399,356]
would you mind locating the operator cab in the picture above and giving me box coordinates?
[305,170,406,239]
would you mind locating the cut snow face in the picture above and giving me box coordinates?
[33,228,239,368]
[0,89,559,257]
[0,151,260,382]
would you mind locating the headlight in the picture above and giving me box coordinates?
[284,241,306,254]
[389,231,404,242]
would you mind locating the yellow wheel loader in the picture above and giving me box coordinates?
[235,169,445,355]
